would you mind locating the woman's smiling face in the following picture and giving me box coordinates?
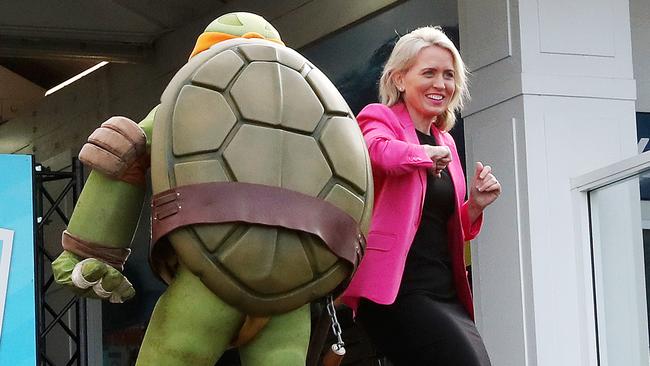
[395,45,456,128]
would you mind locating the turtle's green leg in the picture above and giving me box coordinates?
[239,303,310,366]
[135,264,244,366]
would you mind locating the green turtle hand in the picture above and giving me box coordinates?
[52,250,135,303]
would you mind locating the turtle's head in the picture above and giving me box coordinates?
[206,12,282,41]
[189,12,283,59]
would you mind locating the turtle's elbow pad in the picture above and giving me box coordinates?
[79,116,149,186]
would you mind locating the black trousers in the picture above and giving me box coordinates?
[356,293,492,366]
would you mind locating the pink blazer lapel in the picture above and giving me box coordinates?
[390,103,427,209]
[390,103,419,145]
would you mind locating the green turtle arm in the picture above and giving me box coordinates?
[66,173,146,248]
[66,106,158,249]
[140,105,157,153]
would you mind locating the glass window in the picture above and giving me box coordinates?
[588,173,650,365]
[636,112,650,154]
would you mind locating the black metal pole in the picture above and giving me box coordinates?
[34,163,46,366]
[34,159,89,365]
[73,159,88,366]
[29,156,40,366]
[73,158,84,202]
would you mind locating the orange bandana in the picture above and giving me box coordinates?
[189,31,285,59]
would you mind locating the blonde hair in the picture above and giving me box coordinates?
[379,26,469,131]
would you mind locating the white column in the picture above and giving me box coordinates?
[458,0,638,365]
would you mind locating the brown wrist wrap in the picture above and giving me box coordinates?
[62,230,131,271]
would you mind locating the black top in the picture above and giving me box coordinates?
[398,130,457,299]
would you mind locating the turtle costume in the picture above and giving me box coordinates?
[52,12,372,366]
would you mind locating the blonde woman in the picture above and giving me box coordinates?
[341,27,500,365]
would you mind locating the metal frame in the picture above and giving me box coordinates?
[571,150,650,192]
[570,150,650,366]
[34,159,87,366]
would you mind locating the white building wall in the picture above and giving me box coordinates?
[460,0,639,364]
[463,97,532,366]
[631,0,650,112]
[0,66,44,124]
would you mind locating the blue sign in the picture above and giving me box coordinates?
[0,154,36,365]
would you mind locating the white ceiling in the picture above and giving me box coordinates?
[0,0,232,78]
[0,0,393,87]
[0,0,240,123]
[0,0,400,123]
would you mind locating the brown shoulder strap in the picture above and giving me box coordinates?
[151,182,364,268]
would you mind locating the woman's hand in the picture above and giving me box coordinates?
[423,145,452,177]
[468,162,501,222]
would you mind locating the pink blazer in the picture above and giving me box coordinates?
[341,102,483,319]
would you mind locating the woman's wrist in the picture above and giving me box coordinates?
[422,145,436,161]
[467,200,484,224]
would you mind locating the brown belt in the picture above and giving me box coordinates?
[151,181,364,269]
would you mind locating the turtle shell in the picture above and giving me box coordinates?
[150,38,372,315]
